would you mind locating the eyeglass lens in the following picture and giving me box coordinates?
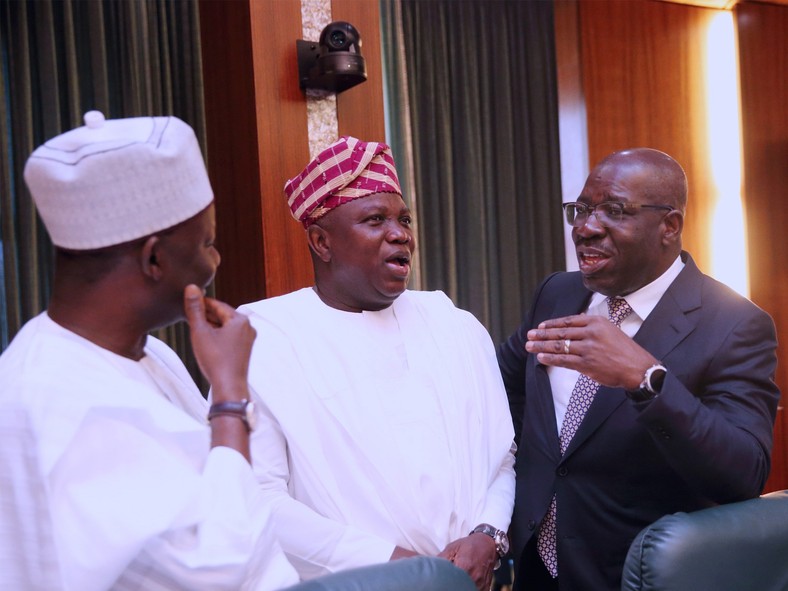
[564,203,624,226]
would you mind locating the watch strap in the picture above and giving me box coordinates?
[470,523,509,557]
[207,399,255,431]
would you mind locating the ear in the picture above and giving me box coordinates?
[662,210,684,245]
[140,236,164,281]
[307,225,332,263]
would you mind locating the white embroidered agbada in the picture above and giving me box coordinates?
[241,288,515,580]
[0,313,298,591]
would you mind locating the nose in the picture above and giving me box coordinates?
[573,211,606,238]
[387,222,411,244]
[212,246,222,268]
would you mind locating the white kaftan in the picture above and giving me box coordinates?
[240,289,515,580]
[0,313,298,591]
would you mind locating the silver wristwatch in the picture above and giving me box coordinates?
[627,364,667,402]
[470,523,510,568]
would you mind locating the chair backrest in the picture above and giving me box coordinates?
[285,556,476,591]
[621,490,788,591]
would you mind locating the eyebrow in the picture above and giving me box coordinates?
[577,193,628,203]
[354,202,412,217]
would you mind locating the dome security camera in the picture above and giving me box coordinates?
[296,21,367,93]
[320,21,360,52]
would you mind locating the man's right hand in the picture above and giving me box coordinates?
[184,284,257,462]
[183,284,256,402]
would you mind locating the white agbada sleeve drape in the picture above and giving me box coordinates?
[242,289,515,580]
[0,314,298,591]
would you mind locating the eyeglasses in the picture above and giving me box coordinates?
[562,201,675,228]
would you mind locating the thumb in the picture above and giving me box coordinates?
[183,284,207,330]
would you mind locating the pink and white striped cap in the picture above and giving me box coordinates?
[284,136,402,228]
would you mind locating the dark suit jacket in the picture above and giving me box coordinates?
[498,252,780,591]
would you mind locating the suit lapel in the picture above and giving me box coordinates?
[633,256,701,358]
[535,278,592,458]
[532,358,561,454]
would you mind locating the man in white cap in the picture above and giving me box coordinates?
[0,111,300,590]
[239,136,516,591]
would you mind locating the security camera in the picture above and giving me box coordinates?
[296,21,367,93]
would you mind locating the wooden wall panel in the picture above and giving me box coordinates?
[333,0,387,142]
[737,1,788,493]
[579,0,716,274]
[768,417,787,492]
[249,0,314,299]
[199,0,313,305]
[199,0,267,306]
[200,0,388,306]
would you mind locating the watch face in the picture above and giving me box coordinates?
[495,530,510,555]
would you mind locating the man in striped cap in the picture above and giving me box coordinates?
[238,136,516,591]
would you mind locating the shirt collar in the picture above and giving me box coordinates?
[587,255,684,321]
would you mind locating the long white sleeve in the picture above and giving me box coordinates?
[0,316,298,591]
[250,404,395,579]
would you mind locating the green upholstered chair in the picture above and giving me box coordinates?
[621,489,788,591]
[286,556,476,591]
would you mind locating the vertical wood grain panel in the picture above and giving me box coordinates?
[737,1,788,492]
[332,0,387,141]
[200,0,388,304]
[767,416,787,493]
[200,0,313,305]
[199,0,266,306]
[249,0,315,298]
[579,0,715,274]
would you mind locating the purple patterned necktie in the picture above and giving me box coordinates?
[537,296,633,578]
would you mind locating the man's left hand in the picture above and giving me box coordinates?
[438,534,497,591]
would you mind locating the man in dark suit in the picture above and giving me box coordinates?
[498,147,780,591]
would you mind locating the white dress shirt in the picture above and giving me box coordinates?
[549,255,685,429]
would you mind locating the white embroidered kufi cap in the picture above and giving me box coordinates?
[23,111,214,250]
